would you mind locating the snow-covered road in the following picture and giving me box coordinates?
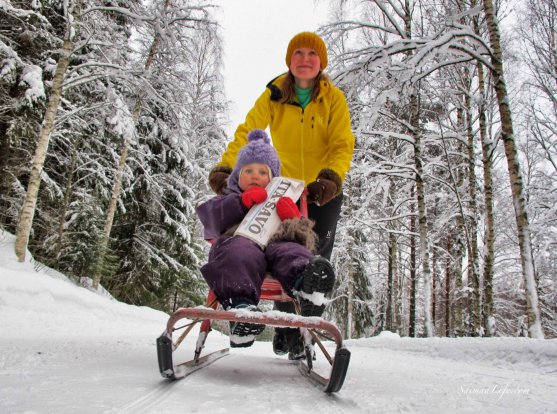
[2,332,555,413]
[1,231,555,413]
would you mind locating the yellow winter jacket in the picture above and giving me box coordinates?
[218,74,355,184]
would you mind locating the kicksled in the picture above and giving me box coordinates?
[156,281,351,393]
[157,189,350,393]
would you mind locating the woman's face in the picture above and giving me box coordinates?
[289,47,321,87]
[238,162,271,191]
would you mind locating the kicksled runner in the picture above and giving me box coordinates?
[156,280,351,393]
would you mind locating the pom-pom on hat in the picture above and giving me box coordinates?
[227,129,281,194]
[285,32,328,70]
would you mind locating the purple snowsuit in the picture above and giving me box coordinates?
[196,191,313,309]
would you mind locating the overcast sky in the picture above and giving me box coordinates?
[214,0,329,136]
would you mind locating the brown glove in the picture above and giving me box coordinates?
[208,166,232,195]
[307,168,342,206]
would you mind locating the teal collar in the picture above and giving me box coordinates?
[295,85,312,109]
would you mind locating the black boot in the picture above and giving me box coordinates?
[286,330,306,360]
[272,327,290,355]
[229,303,265,348]
[272,301,304,356]
[296,256,336,317]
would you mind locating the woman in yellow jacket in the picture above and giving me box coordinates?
[208,32,355,358]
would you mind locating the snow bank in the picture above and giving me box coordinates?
[348,333,557,375]
[0,231,168,339]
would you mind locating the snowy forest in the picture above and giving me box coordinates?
[0,0,555,341]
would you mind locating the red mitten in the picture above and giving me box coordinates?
[241,186,267,208]
[276,197,301,221]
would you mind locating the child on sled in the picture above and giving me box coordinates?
[196,129,336,351]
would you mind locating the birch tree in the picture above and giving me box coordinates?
[2,0,224,309]
[14,1,79,262]
[517,0,557,337]
[482,0,544,338]
[1,0,120,272]
[403,0,435,337]
[475,14,496,336]
[0,1,57,229]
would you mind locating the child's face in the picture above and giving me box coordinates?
[238,162,271,191]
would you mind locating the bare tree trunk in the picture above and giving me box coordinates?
[445,236,452,337]
[409,186,417,337]
[386,233,395,332]
[444,97,479,336]
[432,248,437,332]
[15,36,74,261]
[92,0,170,288]
[475,35,496,336]
[450,105,466,336]
[453,220,465,336]
[404,0,433,337]
[92,141,130,287]
[346,178,354,340]
[388,232,399,333]
[0,120,13,221]
[482,0,544,338]
[415,126,434,336]
[347,248,353,339]
[54,149,77,259]
[395,247,403,333]
[386,179,398,332]
[464,67,482,335]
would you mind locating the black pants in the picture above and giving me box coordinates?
[307,192,343,261]
[274,193,344,328]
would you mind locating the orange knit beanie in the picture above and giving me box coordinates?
[285,32,328,70]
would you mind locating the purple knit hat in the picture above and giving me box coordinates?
[227,129,281,194]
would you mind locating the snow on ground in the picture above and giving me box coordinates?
[0,230,556,413]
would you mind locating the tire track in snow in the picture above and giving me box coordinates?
[114,380,178,414]
[306,388,367,414]
[114,352,365,414]
[254,356,366,414]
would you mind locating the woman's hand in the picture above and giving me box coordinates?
[307,178,338,206]
[208,166,232,195]
[307,168,342,206]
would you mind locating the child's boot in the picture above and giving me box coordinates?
[229,303,265,348]
[295,256,336,317]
